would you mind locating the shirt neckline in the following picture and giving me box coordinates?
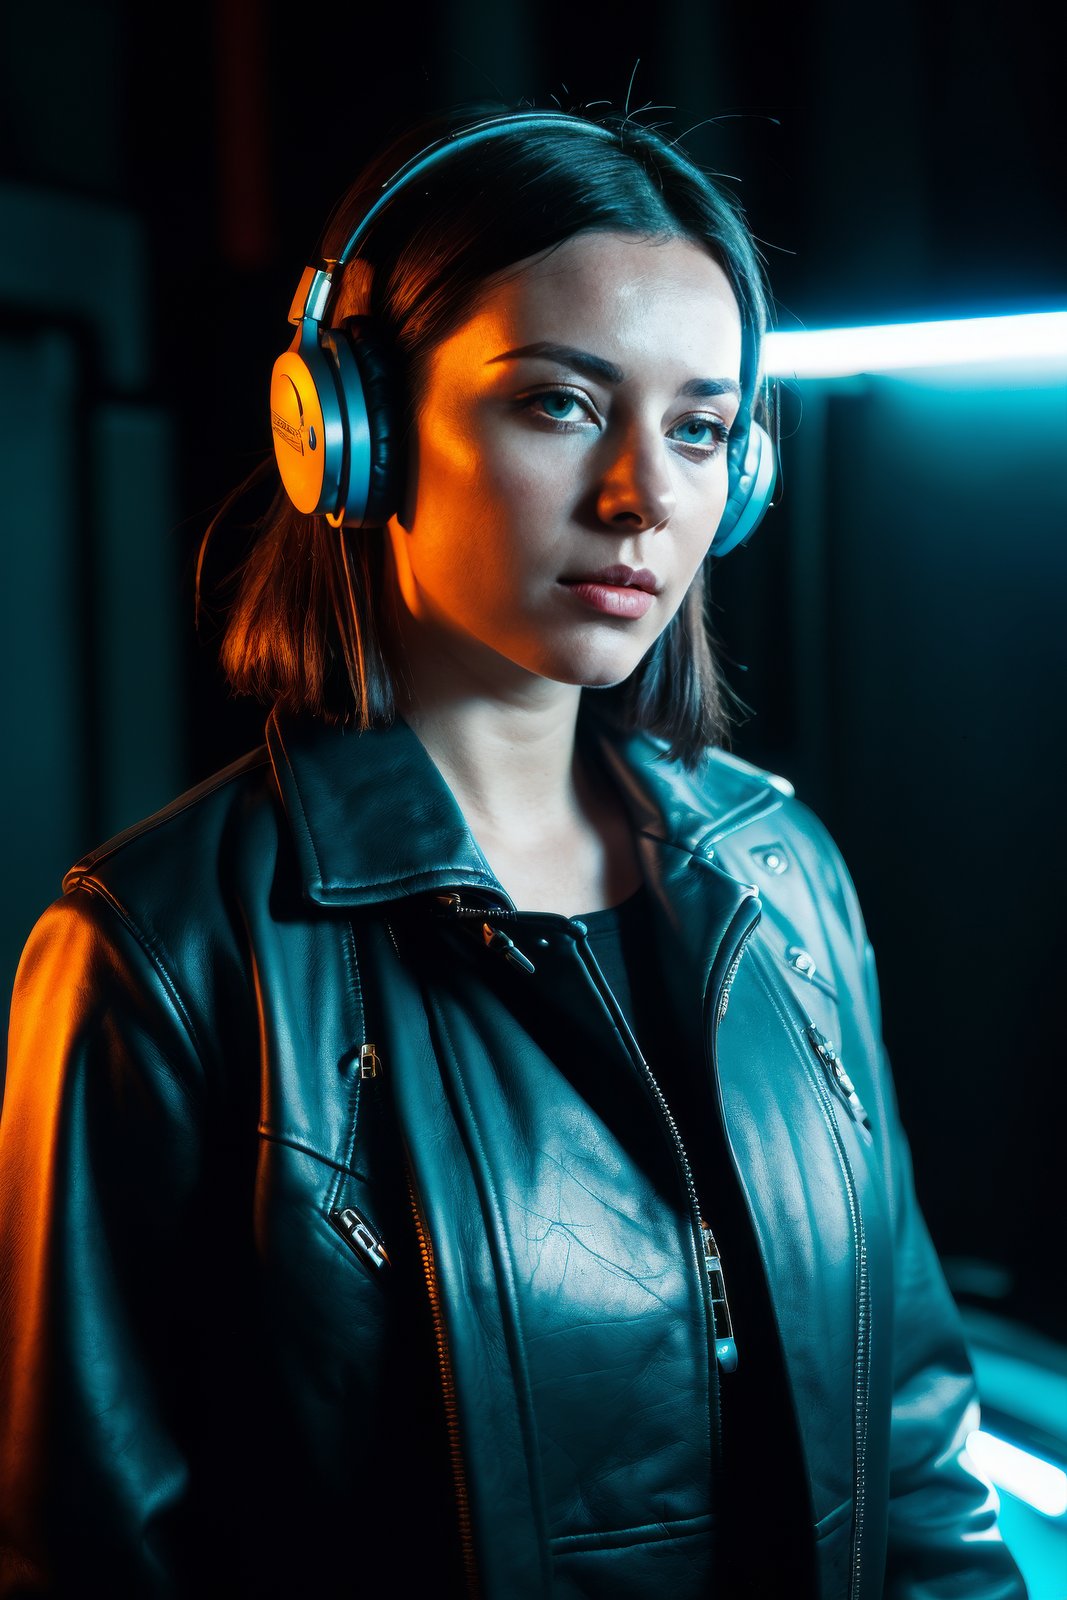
[575,883,649,932]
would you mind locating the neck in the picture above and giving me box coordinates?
[384,600,640,914]
[394,652,587,842]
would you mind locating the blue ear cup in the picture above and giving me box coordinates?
[712,419,777,558]
[270,111,778,554]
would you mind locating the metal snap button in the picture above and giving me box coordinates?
[787,946,817,978]
[752,843,789,875]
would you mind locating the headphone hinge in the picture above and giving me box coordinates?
[288,265,334,326]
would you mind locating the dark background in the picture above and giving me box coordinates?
[1,0,1064,1344]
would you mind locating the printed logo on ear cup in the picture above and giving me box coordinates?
[270,351,331,513]
[271,375,315,456]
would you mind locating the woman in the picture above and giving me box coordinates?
[0,101,1028,1598]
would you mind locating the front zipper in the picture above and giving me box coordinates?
[717,921,757,1026]
[749,942,871,1600]
[354,1008,480,1599]
[812,1055,870,1600]
[569,918,739,1379]
[403,1159,480,1599]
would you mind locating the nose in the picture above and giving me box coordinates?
[595,420,676,532]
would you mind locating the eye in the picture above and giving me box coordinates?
[518,387,595,426]
[516,389,732,458]
[668,415,731,456]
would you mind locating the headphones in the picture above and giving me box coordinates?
[269,111,777,559]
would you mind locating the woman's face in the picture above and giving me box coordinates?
[386,229,743,697]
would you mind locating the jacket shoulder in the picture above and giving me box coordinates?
[12,747,278,1087]
[699,743,796,825]
[62,745,274,898]
[57,745,285,1018]
[696,744,853,882]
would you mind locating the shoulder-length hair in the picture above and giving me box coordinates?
[198,98,775,769]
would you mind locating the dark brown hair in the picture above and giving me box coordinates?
[198,98,774,768]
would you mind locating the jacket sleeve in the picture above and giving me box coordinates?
[0,886,214,1597]
[860,932,1030,1600]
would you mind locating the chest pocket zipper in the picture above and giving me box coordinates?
[326,1042,391,1272]
[328,1202,391,1270]
[805,1025,874,1146]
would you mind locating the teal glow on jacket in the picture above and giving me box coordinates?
[0,709,1029,1598]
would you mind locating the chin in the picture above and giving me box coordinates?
[533,644,649,691]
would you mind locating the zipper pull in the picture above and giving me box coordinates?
[701,1222,738,1373]
[328,1206,391,1271]
[805,1025,873,1141]
[481,922,536,973]
[359,1042,381,1080]
[434,894,536,974]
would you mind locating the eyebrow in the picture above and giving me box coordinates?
[485,341,741,402]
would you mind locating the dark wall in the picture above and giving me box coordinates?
[2,0,1064,1340]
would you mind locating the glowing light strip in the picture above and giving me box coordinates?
[763,312,1067,377]
[966,1429,1067,1518]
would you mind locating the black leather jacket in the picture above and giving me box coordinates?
[0,708,1028,1598]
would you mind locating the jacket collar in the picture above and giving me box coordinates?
[266,703,787,909]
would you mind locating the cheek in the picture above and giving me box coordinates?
[419,404,552,523]
[418,404,483,483]
[471,427,560,512]
[677,469,730,572]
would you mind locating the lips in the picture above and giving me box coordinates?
[561,564,661,594]
[559,565,660,620]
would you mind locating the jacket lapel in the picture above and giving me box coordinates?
[266,708,506,907]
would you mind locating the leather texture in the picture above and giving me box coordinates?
[0,708,1029,1598]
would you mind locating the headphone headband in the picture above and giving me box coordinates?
[289,113,622,329]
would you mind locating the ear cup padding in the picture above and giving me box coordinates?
[319,333,370,524]
[329,317,403,528]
